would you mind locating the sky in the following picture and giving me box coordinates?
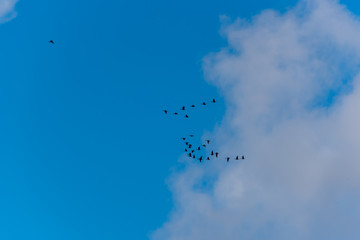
[2,0,360,239]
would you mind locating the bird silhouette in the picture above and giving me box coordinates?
[181,106,185,110]
[189,153,192,157]
[206,157,210,160]
[226,157,230,162]
[199,156,203,162]
[202,102,206,105]
[189,135,194,137]
[173,112,178,115]
[211,151,214,156]
[197,147,201,150]
[212,99,216,103]
[191,150,195,153]
[185,142,189,145]
[164,110,168,114]
[206,140,210,144]
[182,138,186,140]
[49,40,54,44]
[202,144,206,147]
[185,115,189,118]
[215,152,219,157]
[193,155,196,159]
[191,105,195,107]
[185,149,188,152]
[235,156,239,160]
[188,144,192,148]
[242,155,245,160]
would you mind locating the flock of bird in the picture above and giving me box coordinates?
[164,98,245,163]
[181,135,245,163]
[163,99,216,118]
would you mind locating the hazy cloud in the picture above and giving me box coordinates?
[153,0,360,239]
[0,0,18,23]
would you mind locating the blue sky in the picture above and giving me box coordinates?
[2,0,360,239]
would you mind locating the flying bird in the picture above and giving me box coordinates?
[197,147,201,150]
[206,140,210,144]
[188,153,192,157]
[212,98,216,103]
[191,105,195,107]
[207,157,210,160]
[226,157,230,162]
[215,152,219,157]
[181,106,185,110]
[235,156,239,160]
[242,155,245,160]
[163,110,168,114]
[191,150,195,153]
[202,102,206,105]
[182,138,186,140]
[173,112,178,115]
[202,144,206,147]
[185,115,189,118]
[185,149,188,152]
[211,151,214,156]
[188,144,192,148]
[199,156,203,162]
[49,40,54,44]
[189,135,194,137]
[185,142,189,145]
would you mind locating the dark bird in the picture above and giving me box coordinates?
[207,157,210,160]
[212,98,216,103]
[206,140,210,144]
[185,115,189,118]
[211,151,214,156]
[191,105,195,107]
[185,149,188,152]
[235,156,239,160]
[181,106,185,110]
[215,152,219,157]
[226,157,230,162]
[197,147,201,150]
[191,150,195,153]
[199,156,203,162]
[182,138,186,140]
[188,144,192,148]
[49,40,54,44]
[202,102,206,105]
[164,110,168,114]
[188,153,192,157]
[202,144,206,147]
[185,142,189,145]
[242,155,245,160]
[173,112,178,115]
[189,135,194,137]
[193,155,196,159]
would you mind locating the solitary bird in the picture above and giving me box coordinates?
[215,152,219,157]
[163,110,168,114]
[212,99,216,103]
[206,140,210,144]
[226,157,230,162]
[49,40,54,44]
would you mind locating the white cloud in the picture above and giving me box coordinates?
[153,0,360,239]
[0,0,18,23]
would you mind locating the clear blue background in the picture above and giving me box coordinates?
[0,0,358,239]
